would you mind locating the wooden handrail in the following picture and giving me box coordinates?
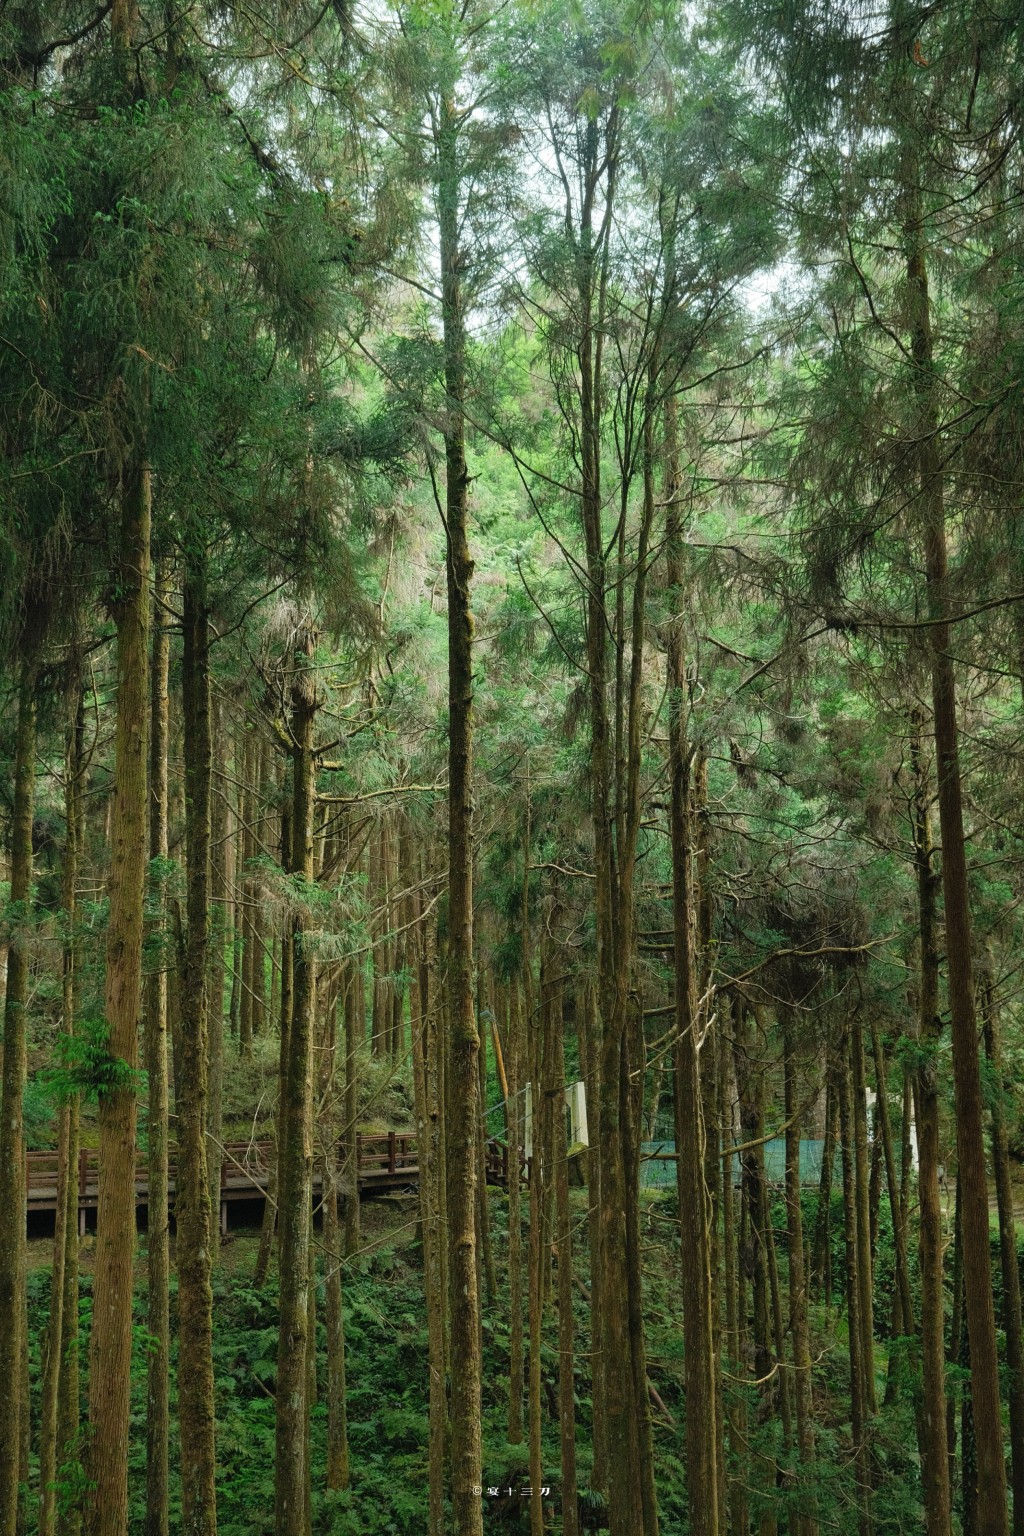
[25,1126,517,1211]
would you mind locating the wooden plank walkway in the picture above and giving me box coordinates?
[26,1132,512,1234]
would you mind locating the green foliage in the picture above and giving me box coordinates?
[23,1074,55,1149]
[44,1019,145,1104]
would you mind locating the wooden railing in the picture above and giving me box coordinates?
[25,1129,517,1228]
[26,1132,418,1210]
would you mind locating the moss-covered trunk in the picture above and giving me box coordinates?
[0,651,38,1536]
[274,625,317,1536]
[177,563,218,1536]
[145,564,171,1536]
[89,460,150,1536]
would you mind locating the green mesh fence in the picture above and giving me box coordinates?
[638,1139,834,1191]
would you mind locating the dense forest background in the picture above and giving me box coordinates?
[2,1,1024,1533]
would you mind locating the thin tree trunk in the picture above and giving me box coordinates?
[145,564,171,1536]
[908,716,951,1536]
[409,875,444,1536]
[838,1030,871,1536]
[254,1156,278,1289]
[39,668,82,1536]
[666,391,720,1536]
[255,795,294,1290]
[908,213,1008,1535]
[423,884,447,1536]
[869,1021,915,1347]
[239,732,254,1058]
[343,952,360,1257]
[980,961,1024,1536]
[527,967,546,1536]
[438,85,483,1535]
[735,1005,779,1531]
[507,982,525,1447]
[721,1008,748,1536]
[580,981,605,1493]
[553,1001,579,1536]
[274,625,317,1536]
[371,824,389,1057]
[850,1020,876,1418]
[811,1079,836,1305]
[57,687,85,1536]
[177,564,218,1536]
[88,460,150,1536]
[323,1144,349,1490]
[207,695,230,1245]
[782,1009,817,1536]
[947,1181,964,1503]
[0,650,37,1536]
[476,970,496,1305]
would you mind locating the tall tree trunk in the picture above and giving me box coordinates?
[553,1001,579,1536]
[869,1021,915,1355]
[438,86,483,1536]
[343,951,361,1257]
[980,961,1024,1536]
[238,732,254,1058]
[88,460,151,1536]
[908,717,952,1536]
[177,564,218,1536]
[811,1079,836,1305]
[838,1028,871,1536]
[207,696,230,1242]
[145,564,171,1536]
[409,875,444,1536]
[735,1005,780,1531]
[0,650,38,1536]
[371,824,389,1057]
[427,885,449,1534]
[256,792,294,1289]
[721,1007,748,1536]
[580,981,605,1493]
[850,1020,876,1418]
[274,626,317,1536]
[340,822,363,1258]
[507,982,525,1447]
[907,214,1008,1535]
[41,667,83,1536]
[476,970,496,1306]
[782,1009,816,1536]
[323,1142,349,1491]
[947,1181,964,1503]
[666,391,720,1536]
[57,684,85,1536]
[527,967,547,1536]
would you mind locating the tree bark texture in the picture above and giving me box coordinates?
[0,654,37,1536]
[177,566,218,1536]
[274,626,317,1536]
[908,227,1008,1535]
[88,461,150,1536]
[980,963,1024,1536]
[666,393,721,1536]
[145,564,170,1536]
[438,85,484,1536]
[907,718,952,1536]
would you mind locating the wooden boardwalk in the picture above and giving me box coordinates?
[26,1133,512,1235]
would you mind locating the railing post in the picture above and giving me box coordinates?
[388,1130,396,1174]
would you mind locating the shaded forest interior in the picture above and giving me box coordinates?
[2,2,1024,1535]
